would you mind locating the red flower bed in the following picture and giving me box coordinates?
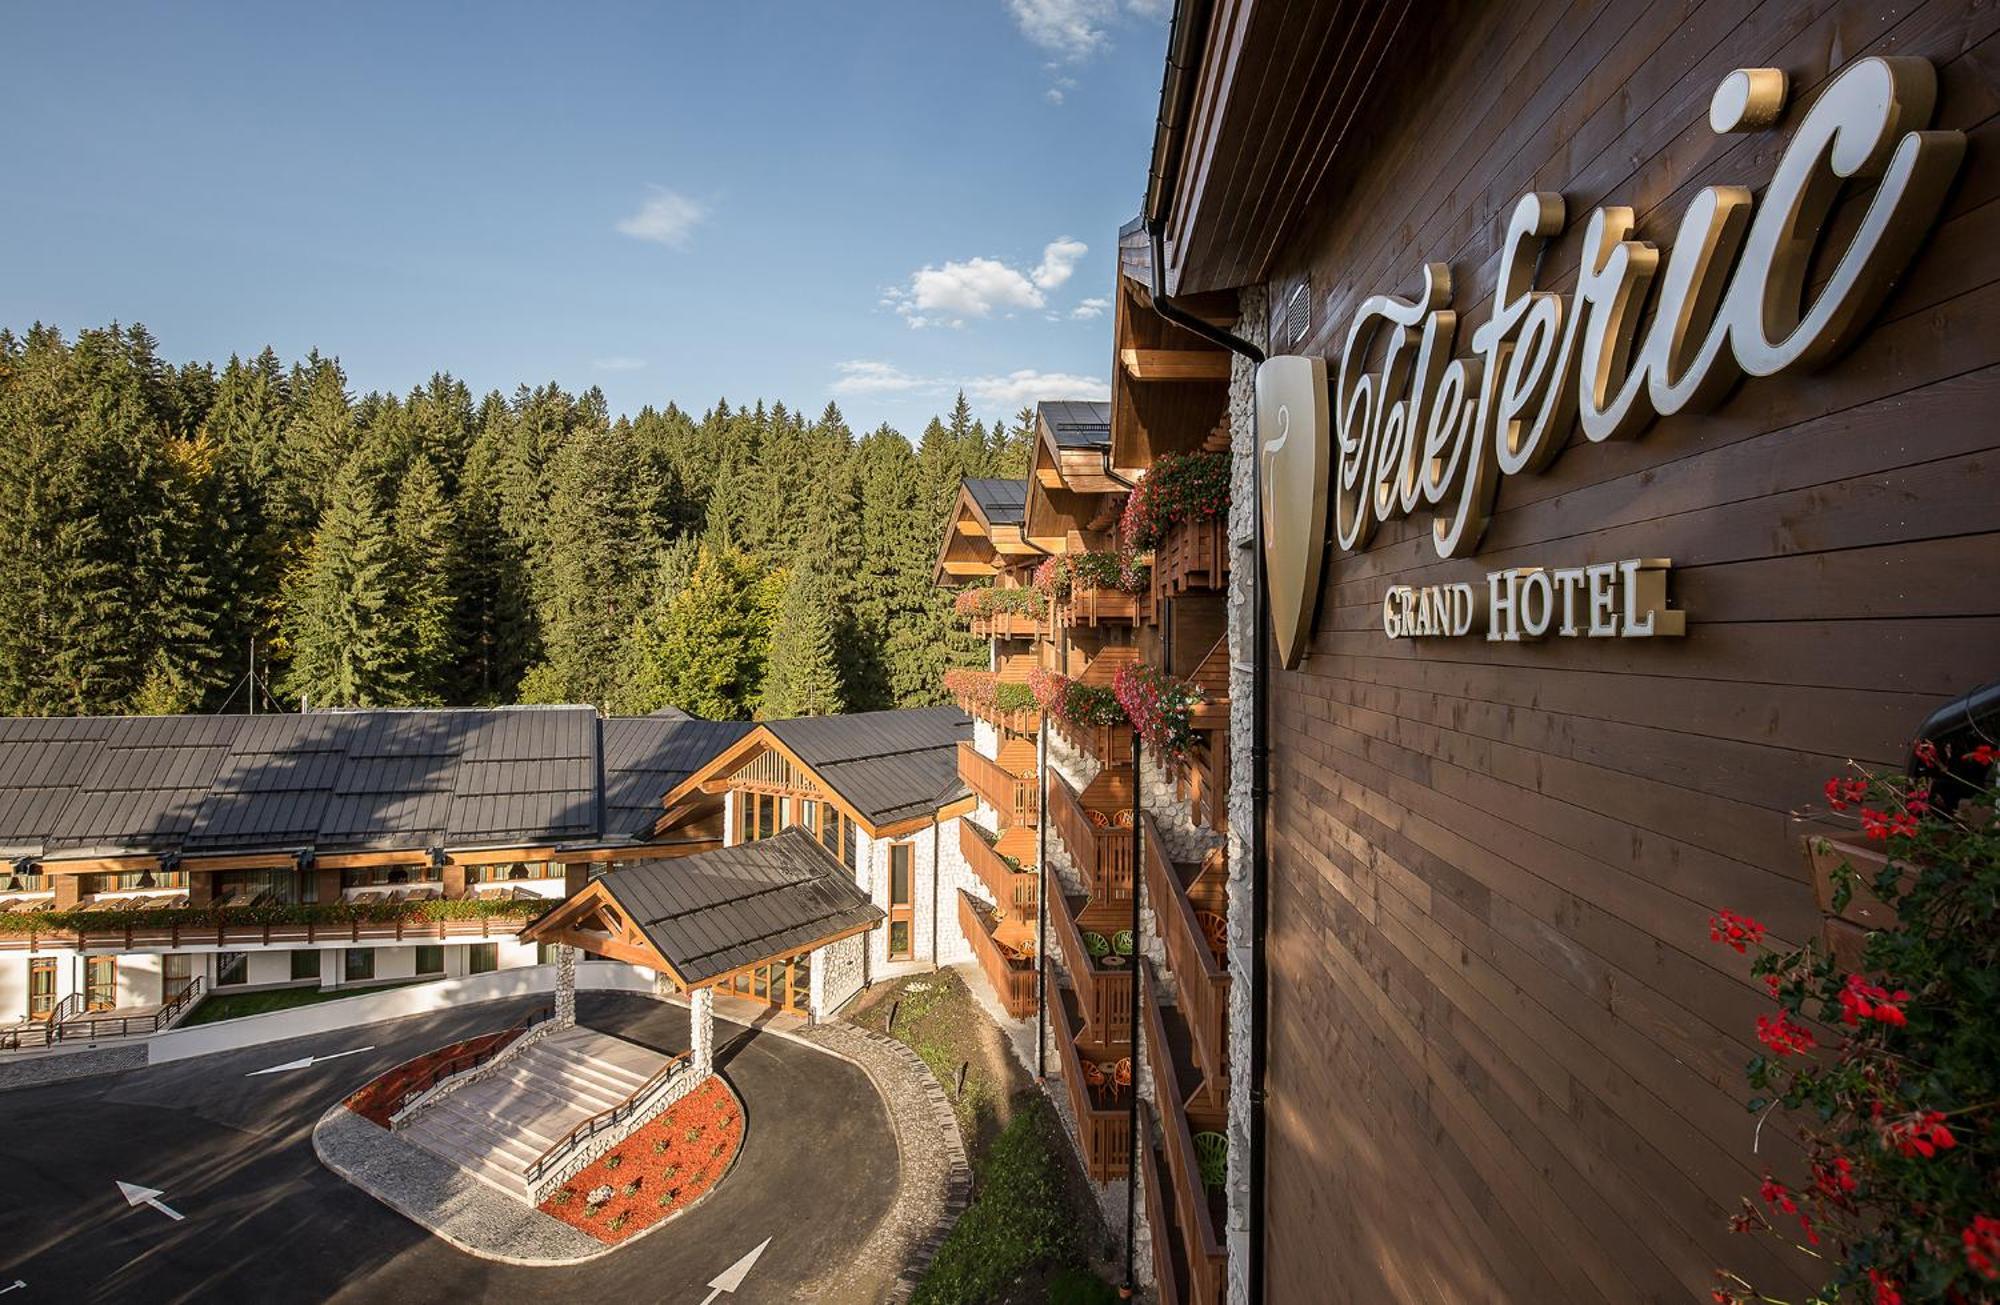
[345,1028,519,1127]
[538,1077,745,1244]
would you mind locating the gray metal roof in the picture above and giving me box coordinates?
[602,716,756,840]
[598,828,884,984]
[0,709,744,860]
[964,477,1029,526]
[1040,400,1112,449]
[764,706,972,826]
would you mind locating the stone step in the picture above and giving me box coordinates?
[407,1107,545,1171]
[484,1057,630,1112]
[402,1116,533,1199]
[515,1044,650,1099]
[533,1028,667,1083]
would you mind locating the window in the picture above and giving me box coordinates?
[290,950,321,982]
[536,942,559,964]
[469,861,556,884]
[85,957,117,1011]
[416,945,445,976]
[27,957,55,1019]
[214,869,304,905]
[738,791,783,843]
[82,870,187,895]
[339,865,441,889]
[215,951,249,987]
[163,954,194,1002]
[887,842,915,960]
[344,949,375,983]
[467,943,498,975]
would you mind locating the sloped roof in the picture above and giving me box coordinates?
[1040,400,1112,448]
[0,708,743,860]
[964,477,1029,526]
[765,706,972,826]
[596,828,884,984]
[602,716,756,840]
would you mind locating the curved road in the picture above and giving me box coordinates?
[0,992,900,1304]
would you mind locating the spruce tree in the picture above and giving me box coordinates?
[761,566,845,719]
[618,547,778,720]
[391,455,458,703]
[280,455,407,707]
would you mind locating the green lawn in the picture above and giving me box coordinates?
[181,979,427,1026]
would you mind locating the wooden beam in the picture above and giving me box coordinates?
[1121,348,1232,382]
[956,517,988,537]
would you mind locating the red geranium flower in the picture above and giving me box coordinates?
[1967,742,1997,767]
[1880,1109,1955,1159]
[1964,1214,2000,1280]
[1868,1268,1902,1305]
[1755,1012,1816,1057]
[1811,1155,1857,1200]
[1839,974,1911,1027]
[1707,909,1766,954]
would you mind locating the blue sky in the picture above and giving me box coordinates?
[0,2,1170,436]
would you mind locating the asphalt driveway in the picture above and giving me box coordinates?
[0,992,899,1304]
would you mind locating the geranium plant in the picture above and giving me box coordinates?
[1028,667,1123,730]
[1071,549,1145,594]
[1711,739,1999,1305]
[1111,663,1203,763]
[1032,555,1072,602]
[1122,449,1231,552]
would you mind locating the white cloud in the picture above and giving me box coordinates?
[1033,237,1088,290]
[1123,0,1172,16]
[615,187,706,248]
[1070,296,1109,320]
[964,369,1111,408]
[591,356,648,372]
[887,238,1091,328]
[831,360,926,395]
[1006,0,1118,61]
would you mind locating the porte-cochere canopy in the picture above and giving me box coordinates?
[519,827,883,991]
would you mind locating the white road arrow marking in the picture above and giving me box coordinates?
[116,1181,184,1222]
[698,1237,771,1303]
[245,1046,374,1077]
[0,1280,25,1294]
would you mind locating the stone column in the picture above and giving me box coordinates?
[690,986,715,1081]
[554,942,577,1029]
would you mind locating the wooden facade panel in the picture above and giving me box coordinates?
[1249,1,2000,1299]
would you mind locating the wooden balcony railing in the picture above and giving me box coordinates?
[1046,772,1134,904]
[970,610,1047,640]
[944,670,1041,736]
[956,741,1039,829]
[1059,587,1140,628]
[1047,885,1134,1045]
[1143,813,1229,1091]
[1139,1113,1186,1305]
[960,820,1038,917]
[1049,961,1129,1182]
[1143,973,1228,1305]
[1050,717,1132,768]
[1151,514,1229,599]
[959,891,1036,1018]
[0,907,545,954]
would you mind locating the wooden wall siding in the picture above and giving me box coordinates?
[1255,2,2000,1302]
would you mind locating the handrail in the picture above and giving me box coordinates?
[1137,1103,1186,1305]
[1141,812,1230,1089]
[958,890,1036,1017]
[1142,972,1227,1299]
[960,820,1038,916]
[389,1005,552,1118]
[957,741,1039,827]
[51,976,204,1043]
[1047,958,1128,1181]
[522,1050,694,1183]
[1047,773,1134,902]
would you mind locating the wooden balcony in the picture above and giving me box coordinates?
[1139,1115,1186,1305]
[1059,586,1140,628]
[960,819,1038,918]
[1142,814,1230,1092]
[1142,972,1228,1305]
[945,670,1041,736]
[970,609,1047,640]
[1049,962,1130,1182]
[957,741,1039,829]
[1046,771,1134,904]
[1048,885,1134,1044]
[0,906,545,954]
[1151,515,1229,599]
[1051,718,1133,768]
[958,890,1036,1018]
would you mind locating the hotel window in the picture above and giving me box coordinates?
[291,950,321,982]
[85,957,117,1011]
[416,945,445,976]
[82,870,188,895]
[339,865,441,889]
[887,842,914,960]
[344,949,376,983]
[738,791,782,843]
[27,957,55,1019]
[803,801,857,871]
[468,861,555,884]
[215,951,249,987]
[467,943,499,975]
[214,868,305,905]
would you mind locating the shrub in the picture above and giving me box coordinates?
[605,1153,622,1170]
[0,894,554,938]
[1711,741,1999,1305]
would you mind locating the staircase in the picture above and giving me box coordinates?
[397,1026,676,1202]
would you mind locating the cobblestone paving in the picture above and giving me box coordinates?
[790,1019,974,1304]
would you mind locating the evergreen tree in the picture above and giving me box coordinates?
[617,547,780,720]
[761,566,845,719]
[391,455,458,703]
[280,456,407,707]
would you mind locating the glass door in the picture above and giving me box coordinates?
[162,954,193,1003]
[85,956,117,1011]
[27,958,55,1019]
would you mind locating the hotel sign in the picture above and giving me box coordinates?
[1256,57,1965,667]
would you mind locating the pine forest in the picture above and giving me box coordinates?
[0,322,1032,720]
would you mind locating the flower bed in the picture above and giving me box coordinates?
[0,895,553,937]
[944,668,1038,719]
[344,1027,523,1127]
[1112,664,1204,764]
[953,586,1043,621]
[1029,668,1124,731]
[539,1077,745,1244]
[1710,741,1999,1305]
[1122,449,1230,552]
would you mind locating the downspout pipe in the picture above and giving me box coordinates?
[1037,710,1050,1079]
[1126,728,1144,1296]
[1144,5,1271,1300]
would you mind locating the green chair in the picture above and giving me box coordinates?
[1112,929,1135,956]
[1193,1132,1228,1190]
[1081,931,1111,959]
